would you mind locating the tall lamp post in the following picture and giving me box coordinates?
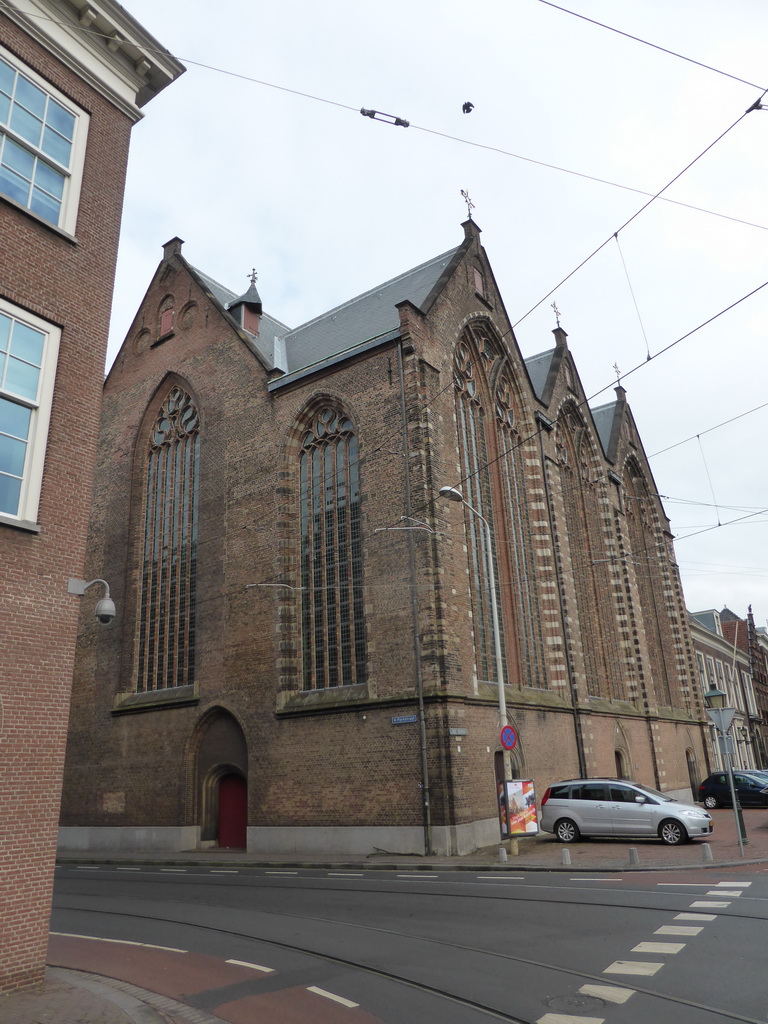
[439,487,511,784]
[704,685,747,856]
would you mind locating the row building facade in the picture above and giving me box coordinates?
[61,220,711,857]
[0,0,181,994]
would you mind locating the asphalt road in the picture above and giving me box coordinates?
[52,865,768,1023]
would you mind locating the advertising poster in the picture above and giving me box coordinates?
[498,779,538,838]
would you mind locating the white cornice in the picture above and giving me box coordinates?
[2,0,184,121]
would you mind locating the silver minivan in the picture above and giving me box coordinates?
[540,778,713,845]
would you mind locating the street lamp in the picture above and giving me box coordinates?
[439,486,510,782]
[704,685,747,856]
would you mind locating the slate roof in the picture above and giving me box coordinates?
[279,247,459,374]
[193,267,290,369]
[524,348,556,400]
[591,399,618,456]
[194,247,460,376]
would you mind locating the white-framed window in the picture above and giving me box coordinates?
[0,298,60,525]
[0,46,88,234]
[696,651,707,691]
[742,669,759,717]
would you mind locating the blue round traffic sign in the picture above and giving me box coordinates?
[500,725,517,750]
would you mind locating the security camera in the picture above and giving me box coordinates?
[94,596,116,624]
[68,577,116,623]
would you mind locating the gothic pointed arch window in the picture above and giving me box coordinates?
[494,369,547,687]
[557,404,622,699]
[623,458,678,707]
[454,335,508,686]
[299,406,365,689]
[136,386,200,692]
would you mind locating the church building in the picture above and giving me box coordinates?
[60,220,711,856]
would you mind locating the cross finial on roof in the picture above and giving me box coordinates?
[613,362,621,381]
[461,189,475,220]
[248,268,258,286]
[551,301,561,327]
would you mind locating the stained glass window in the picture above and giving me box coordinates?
[453,340,507,686]
[136,387,199,691]
[299,407,365,689]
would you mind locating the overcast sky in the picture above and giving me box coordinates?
[111,0,768,627]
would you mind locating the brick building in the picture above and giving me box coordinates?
[60,220,711,858]
[0,0,181,994]
[689,609,758,772]
[720,607,768,766]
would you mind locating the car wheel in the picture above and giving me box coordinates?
[659,819,688,845]
[554,818,580,843]
[703,795,718,809]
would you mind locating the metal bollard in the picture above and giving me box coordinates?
[628,847,640,866]
[561,848,571,866]
[498,846,508,863]
[701,842,713,863]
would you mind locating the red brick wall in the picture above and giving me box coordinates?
[0,14,132,993]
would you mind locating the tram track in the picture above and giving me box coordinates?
[52,888,767,1024]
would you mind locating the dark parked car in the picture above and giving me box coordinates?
[698,771,768,809]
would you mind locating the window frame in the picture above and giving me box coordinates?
[0,297,60,528]
[0,44,88,235]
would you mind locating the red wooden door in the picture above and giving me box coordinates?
[217,774,247,848]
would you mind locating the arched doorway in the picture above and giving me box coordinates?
[615,749,628,779]
[193,709,248,849]
[217,773,247,848]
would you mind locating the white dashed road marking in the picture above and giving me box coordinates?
[631,941,685,954]
[307,986,359,1007]
[690,900,730,908]
[225,959,274,973]
[706,890,742,896]
[604,960,664,976]
[655,925,702,936]
[579,984,633,1004]
[476,875,525,880]
[536,1014,605,1024]
[50,933,186,953]
[675,912,716,921]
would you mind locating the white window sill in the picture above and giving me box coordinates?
[0,512,41,532]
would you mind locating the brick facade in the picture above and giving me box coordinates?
[0,2,181,994]
[61,220,711,859]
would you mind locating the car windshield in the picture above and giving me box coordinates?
[633,782,674,802]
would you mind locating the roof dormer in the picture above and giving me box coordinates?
[227,269,262,334]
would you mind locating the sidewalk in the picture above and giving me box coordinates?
[55,805,768,873]
[3,807,767,1024]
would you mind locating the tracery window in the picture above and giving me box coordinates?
[454,336,508,686]
[558,407,622,699]
[299,407,365,689]
[136,387,199,692]
[495,371,547,687]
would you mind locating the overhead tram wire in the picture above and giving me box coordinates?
[511,96,768,329]
[649,399,768,458]
[4,2,768,236]
[422,273,768,534]
[533,0,767,92]
[15,4,768,567]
